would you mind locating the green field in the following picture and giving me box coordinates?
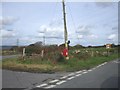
[2,47,119,73]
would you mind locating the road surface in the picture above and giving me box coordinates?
[0,55,20,60]
[2,59,119,89]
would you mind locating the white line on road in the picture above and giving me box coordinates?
[88,69,92,72]
[56,80,66,85]
[82,70,87,72]
[44,85,56,89]
[113,61,120,63]
[36,62,109,88]
[96,65,101,68]
[60,76,68,79]
[36,83,48,88]
[67,73,75,76]
[67,76,75,80]
[101,63,105,66]
[76,70,82,74]
[49,79,59,83]
[103,62,107,64]
[82,71,88,74]
[75,74,82,77]
[91,68,96,70]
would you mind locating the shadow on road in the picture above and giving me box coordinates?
[100,76,119,89]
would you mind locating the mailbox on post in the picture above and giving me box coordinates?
[62,48,68,57]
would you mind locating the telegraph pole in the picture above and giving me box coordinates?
[17,38,19,47]
[16,38,19,53]
[62,0,69,59]
[43,35,45,46]
[62,0,68,49]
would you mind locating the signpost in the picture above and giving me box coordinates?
[106,44,112,49]
[106,44,112,56]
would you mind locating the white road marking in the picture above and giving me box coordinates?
[98,64,102,67]
[67,76,75,80]
[56,80,66,85]
[36,62,110,88]
[113,61,120,63]
[60,76,68,79]
[75,74,82,77]
[91,68,96,70]
[68,73,75,76]
[88,69,92,72]
[36,83,47,88]
[49,79,59,83]
[44,85,56,89]
[101,63,105,66]
[104,62,107,64]
[76,70,82,74]
[82,71,88,74]
[82,70,87,72]
[97,65,101,67]
[96,65,101,68]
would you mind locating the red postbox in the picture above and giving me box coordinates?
[62,48,68,57]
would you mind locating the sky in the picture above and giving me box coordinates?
[0,0,119,46]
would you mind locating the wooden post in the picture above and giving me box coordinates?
[41,50,44,58]
[62,0,69,60]
[22,48,25,60]
[91,51,94,57]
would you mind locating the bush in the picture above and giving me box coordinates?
[25,46,42,55]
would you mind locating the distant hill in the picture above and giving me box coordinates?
[1,45,28,50]
[29,41,43,47]
[0,46,18,50]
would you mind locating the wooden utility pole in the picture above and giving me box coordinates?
[62,0,69,60]
[62,0,68,49]
[17,38,19,47]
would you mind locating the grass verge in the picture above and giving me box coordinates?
[2,53,119,73]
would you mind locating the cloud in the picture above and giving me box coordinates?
[112,27,118,30]
[49,18,63,27]
[67,24,98,46]
[37,20,65,45]
[38,25,64,38]
[38,25,47,33]
[0,29,16,38]
[88,34,98,39]
[46,27,63,37]
[95,2,114,8]
[20,36,39,45]
[77,35,83,39]
[77,25,92,35]
[0,16,18,26]
[38,19,64,39]
[76,24,98,39]
[21,37,34,42]
[107,34,117,40]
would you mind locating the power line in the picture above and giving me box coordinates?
[35,36,64,39]
[67,4,81,42]
[67,4,77,34]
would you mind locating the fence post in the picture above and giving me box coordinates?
[22,48,25,60]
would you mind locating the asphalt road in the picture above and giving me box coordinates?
[2,59,119,89]
[0,55,20,60]
[2,69,70,89]
[54,60,119,88]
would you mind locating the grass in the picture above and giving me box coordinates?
[2,49,119,73]
[59,53,118,72]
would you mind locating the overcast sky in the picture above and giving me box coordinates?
[0,0,118,46]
